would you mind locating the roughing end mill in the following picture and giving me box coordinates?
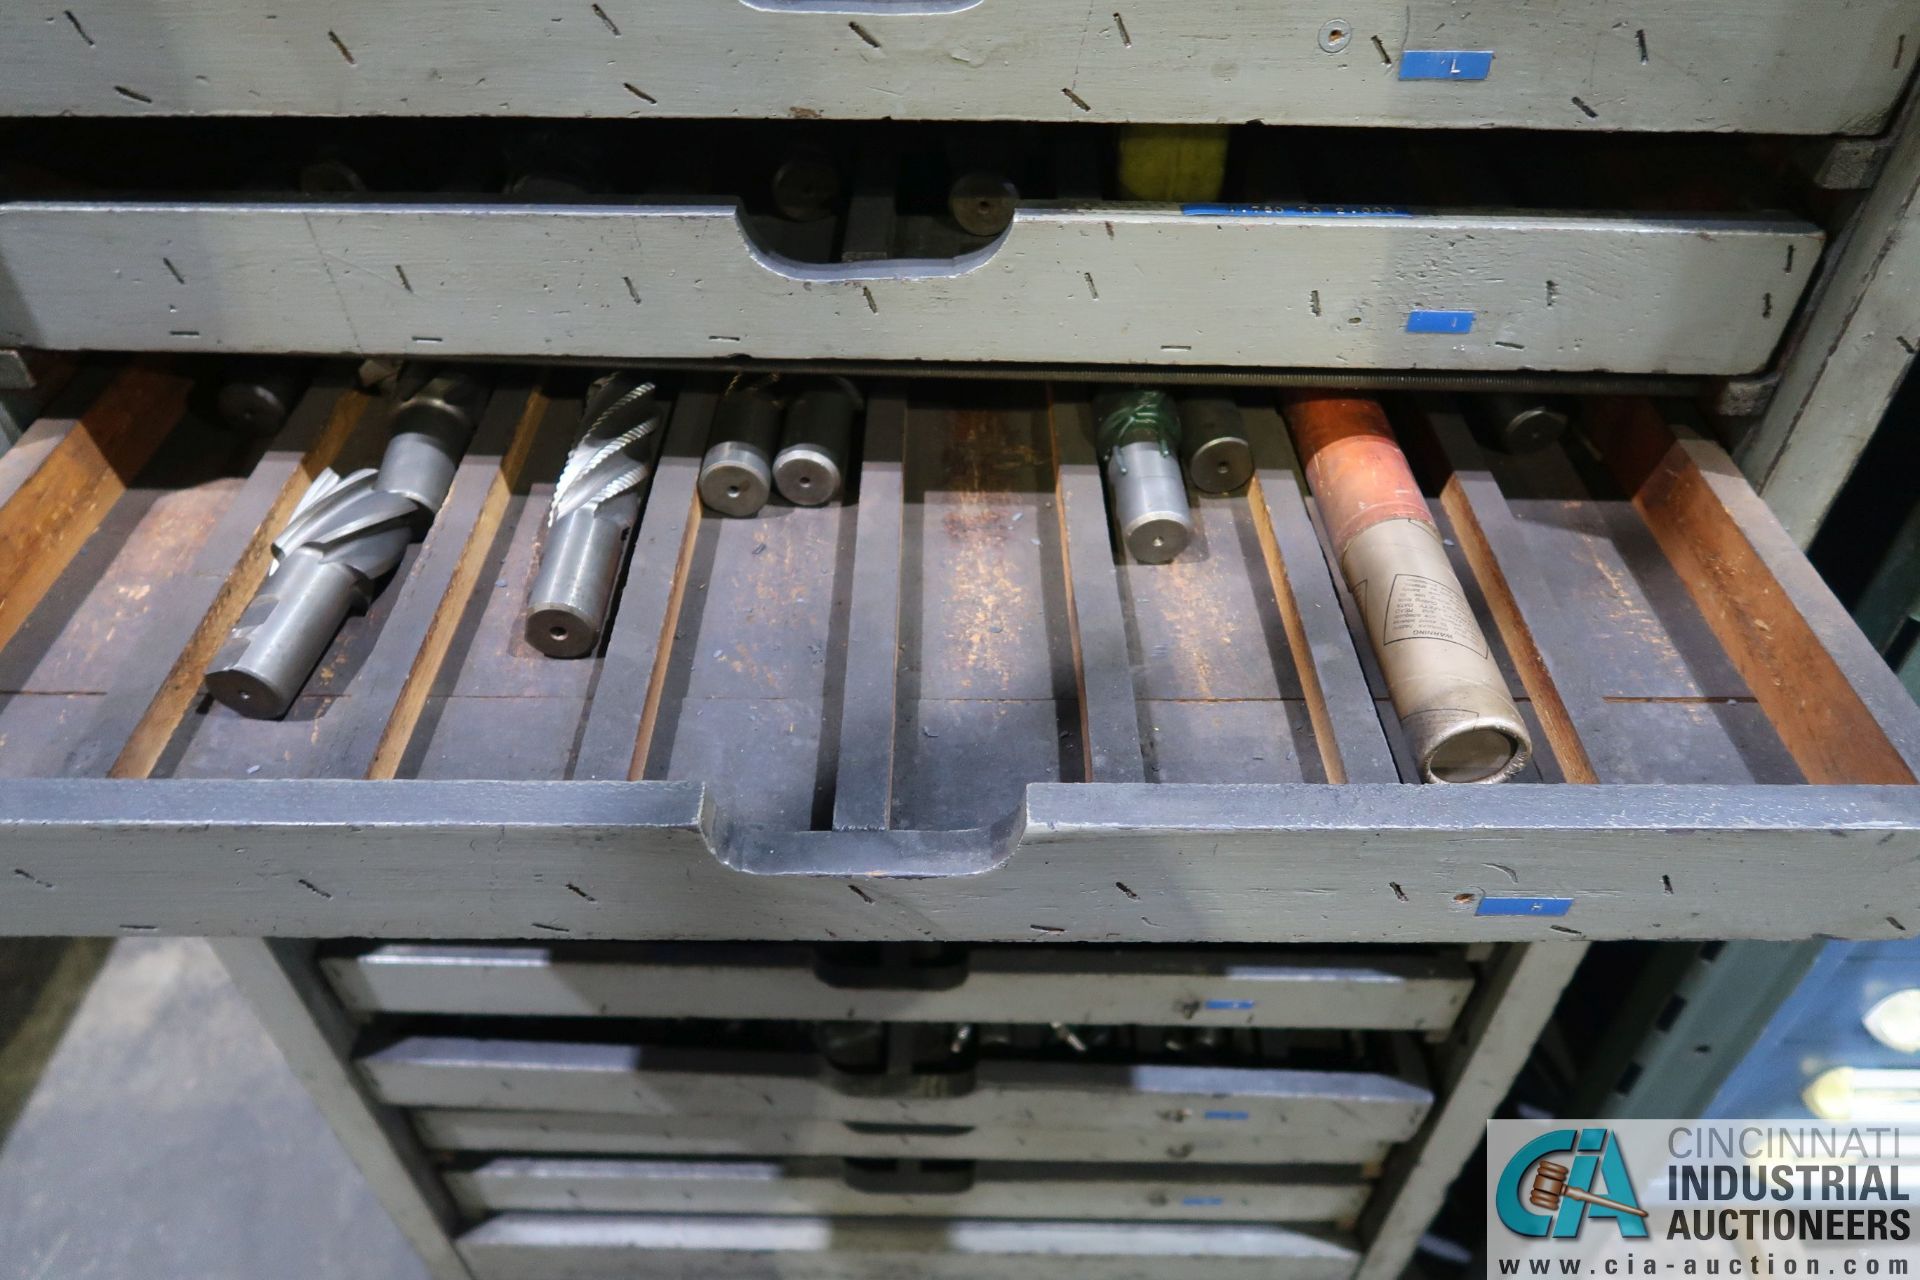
[524,374,664,658]
[1094,388,1194,564]
[204,374,488,719]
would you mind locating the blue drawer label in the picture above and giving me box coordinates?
[1203,1110,1251,1121]
[1182,203,1413,219]
[1476,896,1574,917]
[1203,999,1257,1011]
[1406,309,1476,334]
[1399,50,1495,81]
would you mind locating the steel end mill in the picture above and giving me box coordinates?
[204,373,488,719]
[1094,388,1194,564]
[699,385,782,517]
[523,374,664,658]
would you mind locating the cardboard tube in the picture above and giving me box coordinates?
[1282,392,1532,784]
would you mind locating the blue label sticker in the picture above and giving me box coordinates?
[1183,1196,1226,1207]
[1203,1110,1251,1122]
[1181,203,1413,219]
[1398,49,1495,81]
[1475,896,1574,917]
[1203,999,1257,1011]
[1406,309,1475,334]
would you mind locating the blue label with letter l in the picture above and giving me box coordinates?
[1406,309,1475,334]
[1399,50,1494,80]
[1476,896,1573,917]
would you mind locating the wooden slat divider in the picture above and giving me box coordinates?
[1245,404,1400,785]
[830,391,907,831]
[309,381,547,779]
[571,388,716,782]
[1045,389,1147,785]
[1413,400,1605,784]
[73,376,373,779]
[0,362,192,654]
[1590,397,1919,785]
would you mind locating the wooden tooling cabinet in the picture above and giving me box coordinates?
[2,2,1919,1277]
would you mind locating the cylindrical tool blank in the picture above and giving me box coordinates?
[1108,440,1194,564]
[202,553,363,719]
[1178,396,1254,493]
[1282,392,1531,784]
[524,503,635,658]
[699,389,781,517]
[773,388,854,506]
[216,361,311,437]
[1475,393,1570,454]
[379,374,489,510]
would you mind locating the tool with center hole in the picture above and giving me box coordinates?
[1527,1161,1649,1219]
[523,373,664,658]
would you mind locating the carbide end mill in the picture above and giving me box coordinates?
[203,373,486,719]
[1095,388,1194,565]
[524,373,664,658]
[216,361,311,437]
[699,386,781,517]
[1178,396,1254,494]
[772,386,854,507]
[1475,393,1571,455]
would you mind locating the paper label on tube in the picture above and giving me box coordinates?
[1383,573,1490,656]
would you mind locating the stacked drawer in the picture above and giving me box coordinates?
[321,942,1467,1278]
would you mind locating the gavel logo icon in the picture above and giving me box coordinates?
[1528,1160,1650,1220]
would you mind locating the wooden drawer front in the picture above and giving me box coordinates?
[361,1036,1431,1161]
[322,944,1472,1032]
[449,1157,1369,1223]
[0,203,1818,374]
[0,0,1907,135]
[456,1213,1360,1280]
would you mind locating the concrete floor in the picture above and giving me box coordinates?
[0,937,428,1280]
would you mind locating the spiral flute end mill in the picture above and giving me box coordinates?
[1095,388,1194,565]
[204,373,486,719]
[524,374,664,658]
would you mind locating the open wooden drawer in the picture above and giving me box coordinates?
[0,359,1914,944]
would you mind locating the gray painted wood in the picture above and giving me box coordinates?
[1354,942,1585,1280]
[457,1212,1358,1280]
[210,938,471,1280]
[1743,95,1920,543]
[0,204,1821,373]
[359,1037,1430,1149]
[451,1156,1368,1223]
[1050,393,1146,783]
[571,389,713,781]
[0,778,1914,941]
[831,392,906,830]
[0,0,1908,135]
[321,943,1473,1030]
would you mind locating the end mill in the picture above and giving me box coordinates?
[523,374,664,658]
[1094,388,1194,565]
[772,385,854,507]
[699,386,781,517]
[204,373,487,719]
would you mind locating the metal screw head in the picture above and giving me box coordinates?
[1318,19,1353,52]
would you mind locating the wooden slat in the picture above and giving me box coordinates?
[571,388,715,782]
[1045,390,1146,785]
[1245,404,1398,785]
[1591,397,1919,785]
[68,377,371,778]
[0,363,191,654]
[831,392,906,831]
[310,382,548,779]
[1414,400,1604,784]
